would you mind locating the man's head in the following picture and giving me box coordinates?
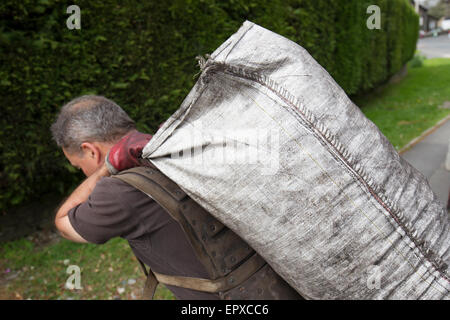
[51,95,136,177]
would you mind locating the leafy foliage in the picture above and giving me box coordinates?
[0,0,419,212]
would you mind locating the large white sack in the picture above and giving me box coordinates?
[142,21,450,299]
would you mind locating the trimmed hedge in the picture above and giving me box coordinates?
[0,0,418,213]
[286,0,419,93]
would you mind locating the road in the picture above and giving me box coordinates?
[417,33,450,58]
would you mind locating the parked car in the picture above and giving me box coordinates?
[427,27,442,37]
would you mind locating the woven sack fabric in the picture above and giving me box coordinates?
[142,21,449,299]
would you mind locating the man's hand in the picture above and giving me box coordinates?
[54,163,110,243]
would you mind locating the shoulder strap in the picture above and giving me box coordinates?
[113,166,219,275]
[112,166,265,299]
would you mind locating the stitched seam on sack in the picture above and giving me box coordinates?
[197,59,450,289]
[256,73,450,286]
[250,93,450,295]
[278,104,450,292]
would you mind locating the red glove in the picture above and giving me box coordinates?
[106,130,153,174]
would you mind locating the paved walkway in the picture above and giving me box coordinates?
[400,118,450,210]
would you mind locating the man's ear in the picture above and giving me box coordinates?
[80,142,102,165]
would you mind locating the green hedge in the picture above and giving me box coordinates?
[0,0,418,213]
[286,0,419,93]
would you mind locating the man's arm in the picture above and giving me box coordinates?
[55,163,110,243]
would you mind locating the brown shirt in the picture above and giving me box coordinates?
[68,176,220,300]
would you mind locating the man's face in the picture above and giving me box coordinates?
[63,145,103,177]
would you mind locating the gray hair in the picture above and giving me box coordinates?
[51,95,136,154]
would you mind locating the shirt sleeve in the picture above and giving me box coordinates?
[67,176,165,244]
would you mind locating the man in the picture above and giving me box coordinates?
[51,95,220,299]
[52,95,302,300]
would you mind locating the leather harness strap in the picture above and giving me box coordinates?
[113,167,267,300]
[142,268,159,300]
[152,253,265,293]
[137,253,265,300]
[136,257,158,300]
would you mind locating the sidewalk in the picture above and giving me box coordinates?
[400,117,450,210]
